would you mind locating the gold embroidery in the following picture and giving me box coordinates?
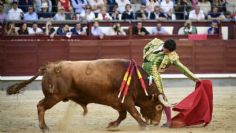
[158,55,168,73]
[168,51,179,64]
[150,38,164,46]
[144,38,164,59]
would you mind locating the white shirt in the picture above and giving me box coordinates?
[53,13,66,21]
[80,10,95,22]
[28,27,43,35]
[198,2,211,15]
[146,1,159,12]
[151,27,168,35]
[160,0,174,13]
[97,13,112,20]
[115,0,130,13]
[188,10,205,20]
[91,26,103,36]
[88,0,104,13]
[7,8,23,20]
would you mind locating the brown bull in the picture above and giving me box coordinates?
[6,59,164,131]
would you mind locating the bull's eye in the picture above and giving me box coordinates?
[155,104,163,111]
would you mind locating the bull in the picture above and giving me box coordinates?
[6,59,167,131]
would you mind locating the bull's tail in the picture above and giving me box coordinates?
[6,66,46,95]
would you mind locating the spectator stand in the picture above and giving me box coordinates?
[1,20,235,40]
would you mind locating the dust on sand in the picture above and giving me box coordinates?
[0,86,236,133]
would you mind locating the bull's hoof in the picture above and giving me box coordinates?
[107,121,119,128]
[40,126,49,133]
[139,122,148,130]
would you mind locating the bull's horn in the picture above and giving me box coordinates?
[158,95,171,107]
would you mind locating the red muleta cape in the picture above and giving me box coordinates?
[171,80,213,128]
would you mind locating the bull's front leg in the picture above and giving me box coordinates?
[107,110,127,128]
[127,106,147,129]
[37,95,61,132]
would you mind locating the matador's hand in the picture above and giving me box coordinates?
[195,78,201,83]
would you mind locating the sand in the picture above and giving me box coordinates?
[0,86,236,133]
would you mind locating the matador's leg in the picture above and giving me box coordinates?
[152,65,172,127]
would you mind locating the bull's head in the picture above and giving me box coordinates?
[139,93,164,125]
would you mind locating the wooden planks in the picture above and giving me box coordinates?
[0,40,236,75]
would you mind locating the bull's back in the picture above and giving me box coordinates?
[62,59,129,93]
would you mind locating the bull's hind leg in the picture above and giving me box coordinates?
[37,95,61,132]
[107,110,127,128]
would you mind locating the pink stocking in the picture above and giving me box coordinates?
[164,106,172,127]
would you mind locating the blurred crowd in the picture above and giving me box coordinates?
[1,0,235,38]
[0,0,236,22]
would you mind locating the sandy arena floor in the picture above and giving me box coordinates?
[0,86,236,133]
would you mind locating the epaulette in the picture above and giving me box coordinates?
[149,38,164,46]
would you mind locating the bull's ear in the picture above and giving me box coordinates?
[150,94,158,101]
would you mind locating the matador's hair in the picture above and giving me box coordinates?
[164,39,176,52]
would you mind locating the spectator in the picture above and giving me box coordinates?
[183,20,197,34]
[28,23,43,35]
[207,21,219,34]
[135,5,148,20]
[24,6,38,21]
[0,0,3,7]
[175,0,192,20]
[151,22,168,35]
[91,21,104,39]
[18,23,29,35]
[115,0,130,13]
[198,0,211,16]
[58,0,73,12]
[211,0,227,12]
[132,22,149,36]
[160,0,174,14]
[44,21,54,34]
[2,0,12,14]
[110,4,121,20]
[44,21,56,38]
[166,8,176,20]
[80,5,95,22]
[35,0,52,13]
[71,23,86,35]
[223,11,232,21]
[6,23,19,35]
[146,0,160,13]
[188,5,205,20]
[97,6,112,20]
[108,22,126,35]
[121,4,135,20]
[56,24,70,35]
[53,7,66,20]
[208,6,225,21]
[38,3,52,20]
[51,0,57,13]
[0,3,6,23]
[107,0,116,12]
[71,0,88,14]
[88,0,105,16]
[7,1,23,20]
[232,13,236,21]
[149,5,166,20]
[18,0,34,12]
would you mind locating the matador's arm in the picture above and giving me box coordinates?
[174,60,197,81]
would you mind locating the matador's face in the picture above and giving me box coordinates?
[163,47,170,55]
